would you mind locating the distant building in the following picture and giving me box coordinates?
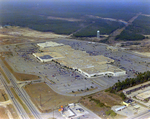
[123,81,150,95]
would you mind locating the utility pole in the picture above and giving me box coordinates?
[84,80,86,92]
[53,100,55,119]
[53,107,54,119]
[40,94,41,106]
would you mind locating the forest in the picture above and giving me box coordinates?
[130,16,150,35]
[115,29,145,41]
[115,15,150,41]
[73,19,125,37]
[0,1,149,39]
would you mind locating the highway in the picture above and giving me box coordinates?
[0,71,29,119]
[0,59,42,119]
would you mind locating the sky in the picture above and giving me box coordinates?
[0,0,149,2]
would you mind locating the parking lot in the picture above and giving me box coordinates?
[112,104,148,118]
[3,38,150,96]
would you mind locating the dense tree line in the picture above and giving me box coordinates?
[115,16,150,41]
[74,19,125,37]
[115,29,145,41]
[0,10,125,36]
[0,13,83,35]
[131,16,150,35]
[106,71,150,93]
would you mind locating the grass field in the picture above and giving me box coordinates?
[80,91,122,118]
[24,82,81,112]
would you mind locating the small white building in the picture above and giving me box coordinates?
[115,106,126,112]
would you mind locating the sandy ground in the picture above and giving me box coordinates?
[0,26,68,45]
[0,34,13,38]
[0,106,9,119]
[24,82,81,113]
[133,51,150,57]
[1,26,67,38]
[7,104,20,119]
[80,91,122,118]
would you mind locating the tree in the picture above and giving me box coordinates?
[105,110,112,116]
[120,92,126,100]
[110,111,117,117]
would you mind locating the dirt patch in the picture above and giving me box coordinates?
[7,104,20,119]
[133,51,150,57]
[0,89,9,101]
[47,16,82,22]
[80,91,122,118]
[14,73,39,81]
[24,83,81,113]
[0,52,13,56]
[0,26,68,45]
[0,106,9,119]
[91,91,122,107]
[1,57,39,81]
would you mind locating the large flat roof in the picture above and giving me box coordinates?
[80,64,124,75]
[55,55,114,69]
[33,52,64,59]
[33,41,125,77]
[39,55,53,59]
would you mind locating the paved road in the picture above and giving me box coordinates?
[130,110,150,119]
[0,59,42,119]
[0,70,29,119]
[78,103,101,119]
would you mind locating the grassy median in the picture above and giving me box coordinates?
[0,67,10,84]
[10,88,35,119]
